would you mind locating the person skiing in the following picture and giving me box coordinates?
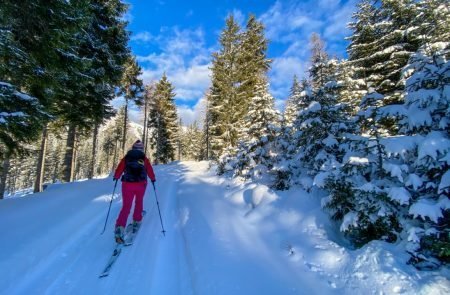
[113,140,156,243]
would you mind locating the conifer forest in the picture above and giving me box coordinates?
[1,0,449,271]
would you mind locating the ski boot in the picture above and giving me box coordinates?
[114,226,125,244]
[132,220,141,233]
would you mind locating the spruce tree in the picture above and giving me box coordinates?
[120,56,144,155]
[230,77,278,178]
[209,15,242,158]
[149,74,178,164]
[399,42,450,268]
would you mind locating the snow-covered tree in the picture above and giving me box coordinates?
[181,122,203,161]
[209,15,242,158]
[283,76,303,128]
[148,74,178,164]
[209,14,271,159]
[323,90,405,247]
[398,42,450,268]
[226,77,278,178]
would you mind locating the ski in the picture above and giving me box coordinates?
[99,210,146,277]
[99,243,123,278]
[125,210,147,246]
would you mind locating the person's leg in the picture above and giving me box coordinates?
[115,182,135,228]
[132,182,147,222]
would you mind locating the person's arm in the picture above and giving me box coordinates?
[144,157,156,182]
[113,158,126,180]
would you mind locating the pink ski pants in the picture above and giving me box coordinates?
[115,181,147,228]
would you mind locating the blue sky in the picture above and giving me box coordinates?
[124,0,358,125]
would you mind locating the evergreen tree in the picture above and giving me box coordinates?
[309,33,330,91]
[181,122,203,161]
[0,0,87,157]
[142,83,156,154]
[323,90,403,247]
[209,15,242,158]
[283,75,303,128]
[229,77,278,178]
[347,0,421,132]
[399,42,450,268]
[148,74,178,164]
[119,56,144,154]
[237,14,271,137]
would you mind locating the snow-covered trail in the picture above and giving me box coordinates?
[0,162,448,295]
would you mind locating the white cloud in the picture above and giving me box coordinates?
[177,96,207,127]
[231,9,245,27]
[136,27,213,103]
[270,57,306,86]
[260,0,357,102]
[131,31,153,42]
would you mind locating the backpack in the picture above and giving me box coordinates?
[122,149,147,182]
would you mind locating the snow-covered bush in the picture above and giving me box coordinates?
[399,42,450,268]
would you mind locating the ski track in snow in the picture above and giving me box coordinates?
[0,162,449,295]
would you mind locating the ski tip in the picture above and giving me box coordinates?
[99,273,109,278]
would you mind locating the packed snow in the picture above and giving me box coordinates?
[0,162,448,294]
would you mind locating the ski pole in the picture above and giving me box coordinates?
[101,179,118,235]
[152,181,166,236]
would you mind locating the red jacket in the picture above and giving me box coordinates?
[114,156,156,182]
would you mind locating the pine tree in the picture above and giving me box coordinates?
[149,74,178,164]
[142,83,156,154]
[309,33,330,91]
[399,42,450,268]
[181,122,203,161]
[347,0,421,131]
[283,75,303,128]
[223,77,278,178]
[237,14,271,136]
[209,15,242,158]
[323,89,403,247]
[120,56,144,155]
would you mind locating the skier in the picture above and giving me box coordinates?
[113,140,156,243]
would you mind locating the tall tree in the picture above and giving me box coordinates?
[59,0,130,183]
[148,74,178,164]
[230,77,278,178]
[120,56,144,155]
[142,83,155,155]
[209,15,242,158]
[309,33,330,91]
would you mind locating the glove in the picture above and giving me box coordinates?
[151,179,156,183]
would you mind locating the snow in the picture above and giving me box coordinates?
[388,187,411,205]
[418,131,450,161]
[340,211,358,232]
[302,101,321,114]
[406,174,423,191]
[409,198,445,223]
[313,172,330,188]
[438,170,450,193]
[347,156,369,166]
[322,135,338,147]
[383,163,407,182]
[381,135,420,159]
[0,162,448,294]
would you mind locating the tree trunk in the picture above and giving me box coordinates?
[88,123,99,179]
[112,139,118,171]
[0,156,11,199]
[62,124,77,182]
[122,100,128,155]
[34,125,48,193]
[143,97,148,153]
